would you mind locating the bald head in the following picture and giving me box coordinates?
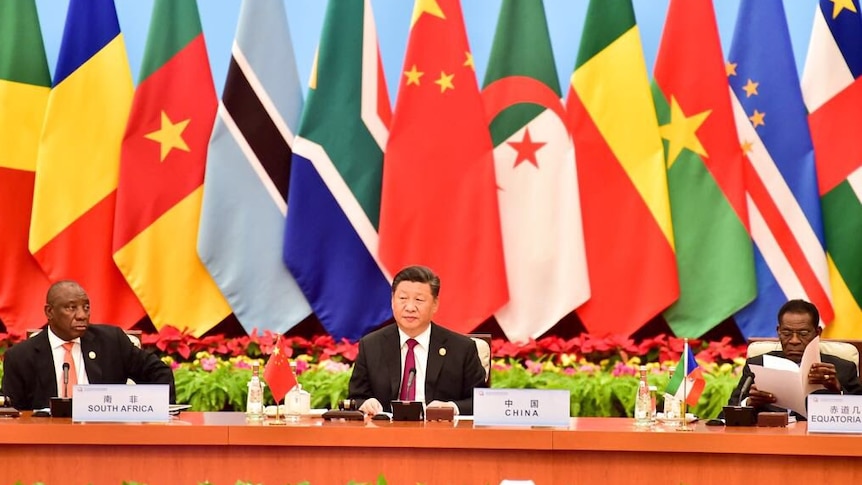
[45,281,90,341]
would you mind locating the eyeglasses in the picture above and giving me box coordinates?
[778,329,812,339]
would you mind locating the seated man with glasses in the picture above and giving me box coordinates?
[728,299,862,419]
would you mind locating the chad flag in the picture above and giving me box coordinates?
[29,0,144,327]
[113,0,230,336]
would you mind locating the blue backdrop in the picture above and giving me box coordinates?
[34,0,816,101]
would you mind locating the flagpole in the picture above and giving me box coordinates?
[678,338,693,432]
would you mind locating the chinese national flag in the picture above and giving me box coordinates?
[264,337,297,404]
[379,0,508,332]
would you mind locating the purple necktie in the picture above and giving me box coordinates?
[399,339,418,400]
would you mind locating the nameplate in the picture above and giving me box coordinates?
[807,394,862,433]
[473,388,570,427]
[72,384,170,423]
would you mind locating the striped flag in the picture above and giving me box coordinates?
[566,0,679,336]
[482,0,589,342]
[728,0,833,338]
[114,0,231,336]
[379,0,508,333]
[0,0,53,331]
[29,0,144,327]
[802,0,862,338]
[282,0,390,340]
[199,0,311,335]
[653,0,756,337]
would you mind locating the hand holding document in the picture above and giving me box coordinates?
[748,337,826,418]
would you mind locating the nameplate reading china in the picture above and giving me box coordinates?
[807,394,862,434]
[473,389,570,427]
[72,384,170,423]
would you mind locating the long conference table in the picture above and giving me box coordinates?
[3,412,862,484]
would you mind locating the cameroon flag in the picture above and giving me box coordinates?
[113,0,230,335]
[566,0,679,336]
[653,0,756,337]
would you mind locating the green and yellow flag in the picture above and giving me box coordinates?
[0,0,53,331]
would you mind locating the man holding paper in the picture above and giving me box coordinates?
[728,300,862,419]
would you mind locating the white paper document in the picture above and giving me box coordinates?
[748,337,825,418]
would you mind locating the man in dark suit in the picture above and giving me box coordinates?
[348,265,486,416]
[728,299,862,419]
[1,280,175,410]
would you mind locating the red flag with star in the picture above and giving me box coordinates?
[264,336,297,404]
[379,0,508,332]
[113,0,231,336]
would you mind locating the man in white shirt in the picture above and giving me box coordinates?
[1,280,175,410]
[348,266,486,416]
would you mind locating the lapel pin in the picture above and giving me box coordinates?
[439,348,446,356]
[88,351,96,359]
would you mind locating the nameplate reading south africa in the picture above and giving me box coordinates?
[72,384,170,423]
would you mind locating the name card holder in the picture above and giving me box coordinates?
[807,394,862,434]
[473,388,570,427]
[72,384,170,423]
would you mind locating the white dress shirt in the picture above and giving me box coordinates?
[47,327,89,398]
[398,326,431,404]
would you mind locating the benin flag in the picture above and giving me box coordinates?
[653,0,756,337]
[379,0,508,332]
[113,0,230,335]
[566,0,678,336]
[802,0,862,337]
[482,0,589,342]
[29,0,144,327]
[0,0,53,331]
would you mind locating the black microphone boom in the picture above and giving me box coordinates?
[62,362,70,399]
[738,375,754,405]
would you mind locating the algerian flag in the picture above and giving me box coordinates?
[482,0,589,342]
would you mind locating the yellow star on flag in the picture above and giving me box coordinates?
[740,139,754,155]
[464,51,474,70]
[726,62,738,77]
[411,0,445,28]
[742,79,759,97]
[405,65,424,86]
[658,96,711,168]
[144,111,190,162]
[831,0,857,19]
[435,71,454,93]
[749,109,765,128]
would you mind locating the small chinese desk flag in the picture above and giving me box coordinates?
[264,337,297,404]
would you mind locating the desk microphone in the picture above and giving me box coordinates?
[406,368,416,400]
[62,362,70,399]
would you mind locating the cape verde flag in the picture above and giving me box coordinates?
[283,0,391,341]
[728,0,832,338]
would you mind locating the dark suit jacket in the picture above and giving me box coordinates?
[728,350,862,420]
[348,323,486,415]
[1,324,176,410]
